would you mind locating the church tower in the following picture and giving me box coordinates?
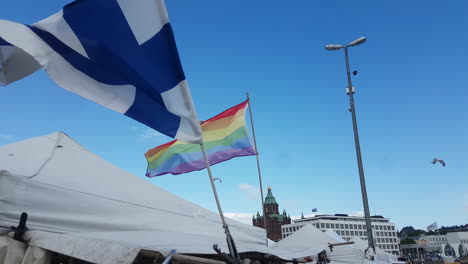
[252,187,291,241]
[264,186,279,214]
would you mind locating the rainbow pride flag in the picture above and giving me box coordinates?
[145,100,256,177]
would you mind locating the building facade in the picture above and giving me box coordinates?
[418,235,448,245]
[282,214,400,255]
[252,187,291,241]
[447,231,468,244]
[400,231,468,259]
[400,234,448,258]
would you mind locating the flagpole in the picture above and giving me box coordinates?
[0,47,5,77]
[200,143,241,263]
[246,92,269,246]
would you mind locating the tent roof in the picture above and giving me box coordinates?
[325,230,346,243]
[271,224,364,263]
[0,132,280,264]
[350,237,399,263]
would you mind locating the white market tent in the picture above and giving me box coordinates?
[273,226,402,264]
[0,132,296,264]
[349,237,400,264]
[325,230,346,243]
[271,224,365,264]
[1,132,400,264]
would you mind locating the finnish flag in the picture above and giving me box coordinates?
[0,0,203,144]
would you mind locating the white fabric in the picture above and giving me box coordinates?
[0,34,41,84]
[161,80,201,143]
[427,222,437,231]
[24,231,137,264]
[349,237,371,252]
[21,246,50,264]
[0,236,51,264]
[273,226,399,264]
[271,224,334,257]
[0,44,42,85]
[271,224,364,263]
[0,2,203,144]
[350,237,399,264]
[325,230,346,243]
[0,20,137,114]
[0,236,27,264]
[33,10,89,59]
[1,132,399,264]
[0,132,297,264]
[117,0,168,45]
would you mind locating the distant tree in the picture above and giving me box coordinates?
[400,238,417,245]
[408,230,426,237]
[426,230,447,235]
[439,224,468,232]
[399,226,415,237]
[399,224,467,238]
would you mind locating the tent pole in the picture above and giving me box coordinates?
[246,92,269,246]
[161,249,177,264]
[200,143,241,263]
[0,46,6,80]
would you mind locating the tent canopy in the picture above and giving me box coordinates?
[0,132,282,264]
[271,224,364,263]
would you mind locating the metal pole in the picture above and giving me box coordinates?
[161,249,177,264]
[0,46,4,67]
[0,46,6,81]
[200,144,241,263]
[344,47,375,252]
[246,92,269,246]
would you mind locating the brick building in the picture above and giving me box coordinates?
[252,187,291,241]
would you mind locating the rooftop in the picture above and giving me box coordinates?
[293,214,390,223]
[264,186,277,204]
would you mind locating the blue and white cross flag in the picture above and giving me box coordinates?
[0,0,203,143]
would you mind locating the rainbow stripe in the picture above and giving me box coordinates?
[145,100,256,177]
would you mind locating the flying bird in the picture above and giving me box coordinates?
[212,178,222,183]
[432,158,445,167]
[353,70,358,76]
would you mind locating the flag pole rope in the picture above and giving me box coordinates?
[200,143,241,263]
[246,92,269,246]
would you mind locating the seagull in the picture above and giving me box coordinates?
[212,178,222,183]
[432,158,445,167]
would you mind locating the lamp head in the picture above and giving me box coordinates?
[325,44,344,51]
[348,37,366,47]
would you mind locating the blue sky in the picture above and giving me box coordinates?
[1,0,467,230]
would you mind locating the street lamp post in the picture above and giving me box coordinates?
[325,37,375,252]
